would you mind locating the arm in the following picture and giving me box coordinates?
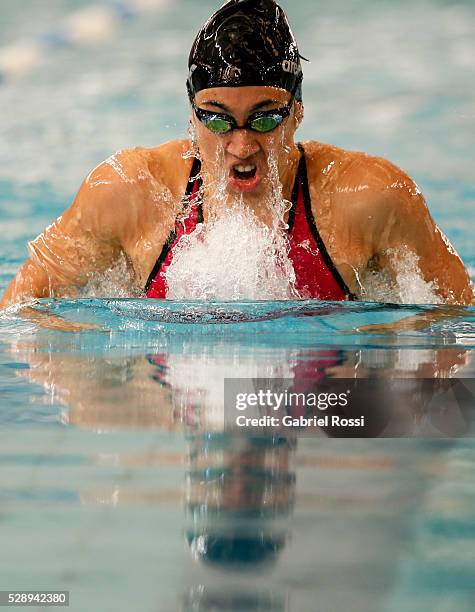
[0,156,130,309]
[352,158,474,334]
[370,162,474,306]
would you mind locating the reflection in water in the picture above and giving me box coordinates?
[9,336,471,434]
[2,328,474,611]
[185,433,295,568]
[182,586,287,612]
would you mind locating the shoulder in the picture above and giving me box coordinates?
[83,139,192,196]
[75,139,193,237]
[301,139,426,216]
[299,140,433,263]
[145,139,195,194]
[302,140,418,189]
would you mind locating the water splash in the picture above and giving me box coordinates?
[81,252,142,298]
[166,145,299,301]
[23,135,459,305]
[357,248,443,304]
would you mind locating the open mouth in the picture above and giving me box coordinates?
[228,162,261,192]
[232,164,257,181]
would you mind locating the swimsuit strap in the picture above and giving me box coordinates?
[289,143,356,300]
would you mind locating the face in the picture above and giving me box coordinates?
[192,86,303,198]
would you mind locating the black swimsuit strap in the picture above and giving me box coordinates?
[185,156,204,223]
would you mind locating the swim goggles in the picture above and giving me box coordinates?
[192,101,293,135]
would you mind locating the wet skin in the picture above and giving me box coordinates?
[1,85,474,308]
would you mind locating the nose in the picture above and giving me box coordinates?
[225,129,260,159]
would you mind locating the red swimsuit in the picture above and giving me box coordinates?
[146,144,353,300]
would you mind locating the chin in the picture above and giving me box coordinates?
[226,177,267,198]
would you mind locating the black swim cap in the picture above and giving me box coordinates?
[187,532,285,567]
[187,0,304,101]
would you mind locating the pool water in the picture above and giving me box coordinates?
[1,1,475,611]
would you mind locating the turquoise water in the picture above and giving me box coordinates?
[1,1,475,611]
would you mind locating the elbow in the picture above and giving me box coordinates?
[0,260,51,310]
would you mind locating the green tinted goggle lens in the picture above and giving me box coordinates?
[249,115,282,132]
[205,117,234,134]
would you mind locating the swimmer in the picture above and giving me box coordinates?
[1,0,474,309]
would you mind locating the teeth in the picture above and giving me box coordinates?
[235,164,256,173]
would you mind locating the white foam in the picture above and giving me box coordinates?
[357,248,443,304]
[81,252,142,298]
[166,145,298,301]
[165,206,297,301]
